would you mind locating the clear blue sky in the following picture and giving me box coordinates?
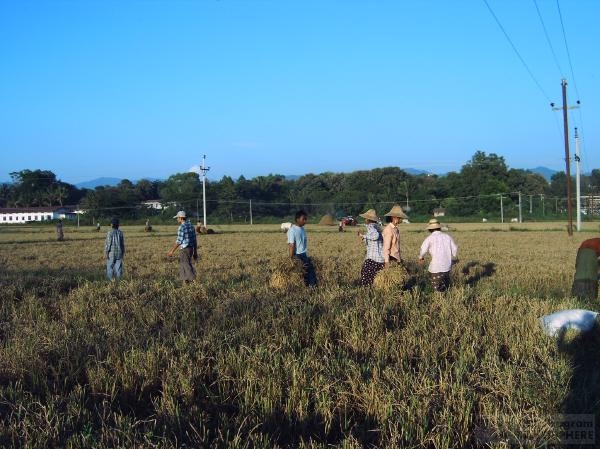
[1,0,599,184]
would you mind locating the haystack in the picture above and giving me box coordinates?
[318,214,335,226]
[373,265,409,292]
[269,256,305,290]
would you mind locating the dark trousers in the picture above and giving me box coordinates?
[360,259,384,286]
[179,247,196,282]
[295,253,317,287]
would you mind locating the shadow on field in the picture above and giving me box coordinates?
[461,261,496,287]
[259,408,380,447]
[558,323,600,429]
[0,266,103,295]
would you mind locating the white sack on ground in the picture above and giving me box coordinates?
[539,309,599,337]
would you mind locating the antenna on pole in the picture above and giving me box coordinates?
[551,79,580,236]
[200,155,210,227]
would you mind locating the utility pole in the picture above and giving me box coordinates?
[499,194,504,223]
[551,79,579,236]
[518,192,522,223]
[200,155,210,227]
[574,127,581,231]
[249,199,253,225]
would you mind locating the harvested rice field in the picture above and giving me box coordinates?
[1,221,599,448]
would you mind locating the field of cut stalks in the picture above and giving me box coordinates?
[1,221,600,448]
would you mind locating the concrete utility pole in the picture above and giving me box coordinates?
[200,155,210,227]
[574,127,582,232]
[499,194,504,223]
[551,79,580,236]
[518,192,522,223]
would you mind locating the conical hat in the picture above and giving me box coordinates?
[426,218,441,230]
[384,204,408,218]
[359,209,379,222]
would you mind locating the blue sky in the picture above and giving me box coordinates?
[1,0,598,184]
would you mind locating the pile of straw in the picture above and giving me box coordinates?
[269,256,306,290]
[373,265,409,292]
[269,255,322,290]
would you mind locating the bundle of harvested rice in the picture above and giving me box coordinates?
[373,265,409,292]
[269,256,306,290]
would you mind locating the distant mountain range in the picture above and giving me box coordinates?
[49,167,562,189]
[75,177,123,189]
[74,177,162,189]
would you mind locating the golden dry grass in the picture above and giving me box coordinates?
[0,221,599,448]
[372,265,409,293]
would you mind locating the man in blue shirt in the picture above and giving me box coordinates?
[167,210,198,284]
[287,210,317,287]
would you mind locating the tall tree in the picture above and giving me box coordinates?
[9,169,61,207]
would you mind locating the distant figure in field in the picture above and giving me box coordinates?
[105,218,125,281]
[96,222,101,232]
[145,219,152,232]
[357,209,384,286]
[168,211,198,284]
[383,204,408,268]
[418,219,458,292]
[287,209,317,287]
[56,220,64,241]
[571,238,600,300]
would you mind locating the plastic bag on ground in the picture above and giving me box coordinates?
[539,309,598,337]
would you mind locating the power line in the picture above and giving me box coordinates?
[533,0,564,77]
[556,0,580,101]
[482,0,552,103]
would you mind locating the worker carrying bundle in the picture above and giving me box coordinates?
[571,238,600,300]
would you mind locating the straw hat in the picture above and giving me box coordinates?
[359,209,380,222]
[426,218,442,230]
[384,204,408,219]
[173,210,187,219]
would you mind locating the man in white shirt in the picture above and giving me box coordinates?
[418,219,458,292]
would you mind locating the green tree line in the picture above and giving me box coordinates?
[2,152,600,223]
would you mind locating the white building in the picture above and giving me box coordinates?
[0,207,76,224]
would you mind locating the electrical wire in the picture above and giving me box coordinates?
[482,0,552,103]
[533,0,564,77]
[556,0,580,101]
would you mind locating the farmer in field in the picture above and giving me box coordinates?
[287,209,317,287]
[571,238,600,299]
[56,220,64,241]
[105,217,125,281]
[418,219,458,292]
[383,204,408,268]
[167,210,198,284]
[357,209,384,286]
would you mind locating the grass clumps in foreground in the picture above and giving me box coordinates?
[0,226,598,447]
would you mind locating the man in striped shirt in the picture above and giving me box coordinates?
[105,217,125,281]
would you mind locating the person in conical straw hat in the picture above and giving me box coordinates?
[383,204,408,268]
[357,208,384,286]
[418,218,458,292]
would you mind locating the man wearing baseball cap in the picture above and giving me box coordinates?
[167,211,198,284]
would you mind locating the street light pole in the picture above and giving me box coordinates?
[200,155,210,227]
